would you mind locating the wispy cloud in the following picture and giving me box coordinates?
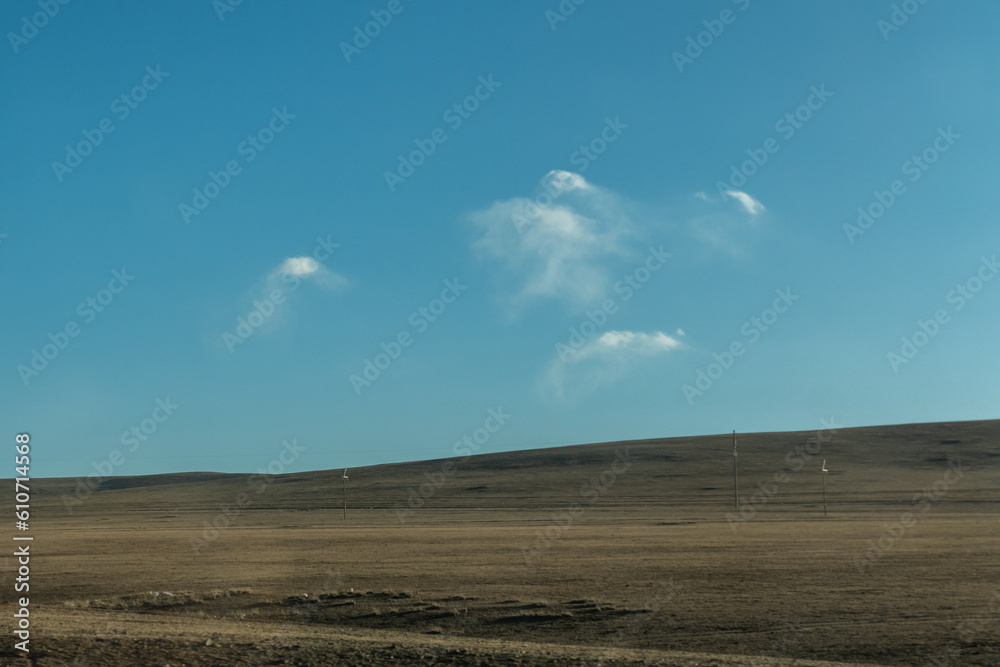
[687,214,748,258]
[468,170,635,315]
[469,173,770,314]
[723,189,765,215]
[684,189,767,258]
[234,256,348,334]
[542,329,685,400]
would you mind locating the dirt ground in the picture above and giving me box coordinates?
[4,420,998,665]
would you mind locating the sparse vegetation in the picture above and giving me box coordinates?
[7,420,998,665]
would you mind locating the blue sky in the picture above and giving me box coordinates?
[3,1,998,479]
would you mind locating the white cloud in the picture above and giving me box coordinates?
[684,190,767,258]
[468,175,771,314]
[723,189,765,215]
[568,329,683,361]
[279,256,320,277]
[468,171,635,314]
[225,255,348,342]
[268,256,348,292]
[546,169,592,193]
[542,329,684,400]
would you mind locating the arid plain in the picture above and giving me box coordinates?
[5,419,998,666]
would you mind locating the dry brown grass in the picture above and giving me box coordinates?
[4,419,998,665]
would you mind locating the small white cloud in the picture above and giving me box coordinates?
[228,256,348,337]
[686,188,768,257]
[269,256,348,291]
[723,190,765,215]
[568,330,683,361]
[545,169,592,193]
[542,329,684,400]
[280,256,320,277]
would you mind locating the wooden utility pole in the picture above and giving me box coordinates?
[342,468,349,520]
[732,430,739,509]
[821,459,829,517]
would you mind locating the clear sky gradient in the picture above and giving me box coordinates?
[3,1,998,479]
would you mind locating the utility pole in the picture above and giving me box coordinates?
[821,460,829,518]
[342,468,349,520]
[732,430,739,509]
